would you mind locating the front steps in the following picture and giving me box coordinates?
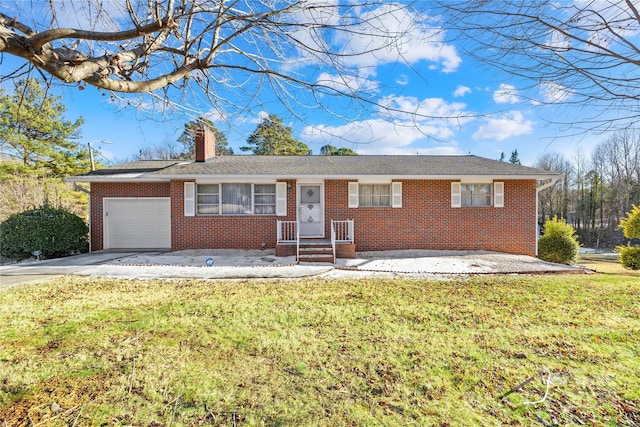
[297,239,334,263]
[275,239,354,262]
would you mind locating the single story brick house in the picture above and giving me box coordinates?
[69,129,559,261]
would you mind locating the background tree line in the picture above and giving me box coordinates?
[137,112,357,159]
[0,79,358,224]
[535,130,640,248]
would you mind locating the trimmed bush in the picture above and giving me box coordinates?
[0,205,88,260]
[615,246,640,270]
[619,204,640,240]
[538,217,580,265]
[616,205,640,270]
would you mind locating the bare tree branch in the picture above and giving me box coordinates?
[0,0,465,131]
[436,0,640,134]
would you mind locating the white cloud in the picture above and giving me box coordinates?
[233,111,268,126]
[301,120,462,155]
[396,74,409,86]
[472,111,534,141]
[493,84,519,104]
[376,95,473,128]
[538,81,572,103]
[202,108,227,123]
[453,85,471,97]
[316,72,380,93]
[339,4,461,72]
[299,93,474,155]
[292,3,461,73]
[42,0,130,31]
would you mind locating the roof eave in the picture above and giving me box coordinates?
[151,173,561,181]
[64,175,171,183]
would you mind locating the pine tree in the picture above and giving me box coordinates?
[0,79,87,176]
[241,114,310,155]
[320,145,358,155]
[177,117,234,157]
[509,149,521,165]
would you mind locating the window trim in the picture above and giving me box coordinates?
[193,182,278,216]
[349,181,402,208]
[451,181,504,208]
[358,183,392,207]
[461,183,492,207]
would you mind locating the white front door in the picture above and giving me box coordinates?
[298,184,323,237]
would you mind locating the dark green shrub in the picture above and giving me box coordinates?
[538,217,580,265]
[0,205,88,260]
[615,246,640,270]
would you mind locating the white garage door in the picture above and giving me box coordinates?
[104,198,171,249]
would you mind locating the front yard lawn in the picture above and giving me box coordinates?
[1,274,638,426]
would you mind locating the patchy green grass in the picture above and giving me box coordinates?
[577,253,640,276]
[1,274,639,426]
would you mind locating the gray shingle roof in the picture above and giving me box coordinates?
[71,155,559,181]
[151,155,556,178]
[79,160,181,176]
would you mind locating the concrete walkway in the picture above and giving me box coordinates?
[0,249,586,285]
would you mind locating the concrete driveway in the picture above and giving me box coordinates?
[0,249,586,285]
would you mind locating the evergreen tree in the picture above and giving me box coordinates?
[177,117,234,157]
[241,114,310,155]
[509,149,521,165]
[320,145,358,155]
[0,79,87,176]
[499,152,506,162]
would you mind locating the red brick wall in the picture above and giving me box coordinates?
[91,179,537,256]
[90,182,171,250]
[324,179,537,256]
[169,180,297,250]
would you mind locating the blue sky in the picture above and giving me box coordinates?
[1,1,626,167]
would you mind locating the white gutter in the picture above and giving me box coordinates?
[149,173,561,181]
[65,174,559,183]
[65,176,170,183]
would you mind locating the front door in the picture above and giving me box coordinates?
[298,184,323,237]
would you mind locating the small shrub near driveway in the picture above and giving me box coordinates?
[538,216,580,264]
[616,205,640,270]
[0,205,88,260]
[615,246,640,270]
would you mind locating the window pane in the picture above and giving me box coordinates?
[198,184,218,194]
[222,183,252,214]
[461,184,492,206]
[254,184,275,194]
[197,183,277,215]
[255,205,276,215]
[255,194,276,204]
[254,184,276,214]
[300,185,321,203]
[197,194,219,204]
[196,184,219,215]
[359,184,390,207]
[197,205,219,214]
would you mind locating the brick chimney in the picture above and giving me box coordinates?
[195,124,216,162]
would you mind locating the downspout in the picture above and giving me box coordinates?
[535,178,560,257]
[73,183,92,253]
